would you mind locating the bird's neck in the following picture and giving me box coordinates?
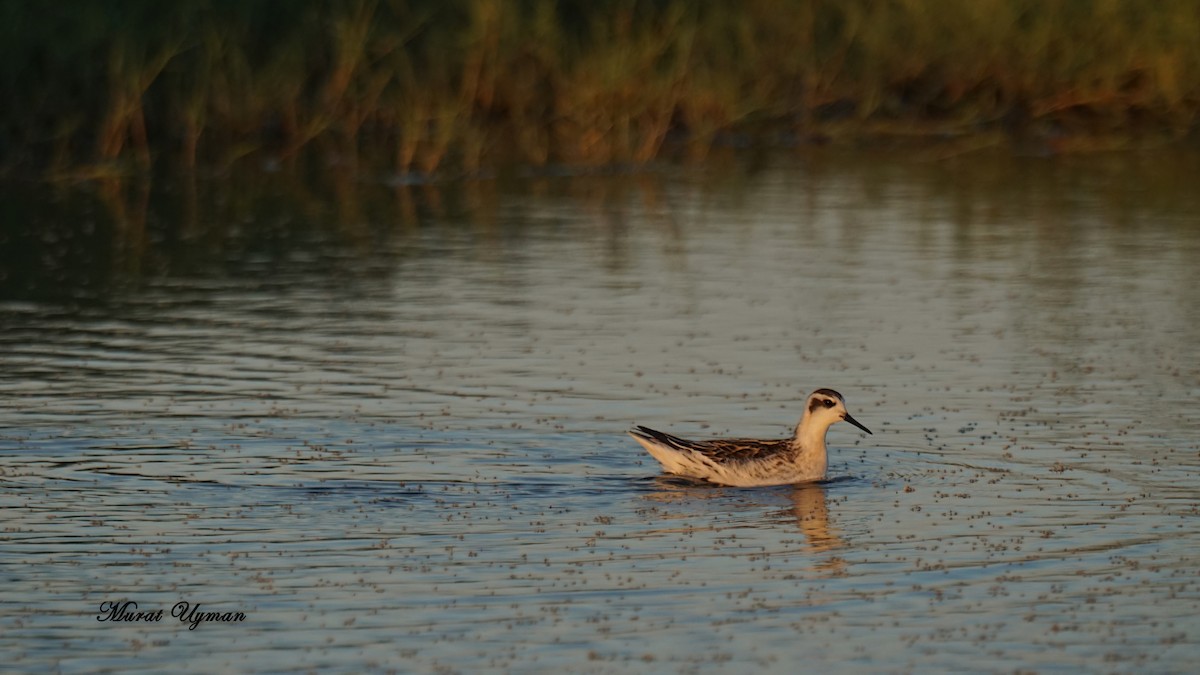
[793,416,831,455]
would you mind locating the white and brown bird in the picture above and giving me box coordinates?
[630,388,872,487]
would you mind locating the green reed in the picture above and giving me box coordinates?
[3,0,1199,179]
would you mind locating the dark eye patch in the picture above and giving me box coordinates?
[822,399,835,408]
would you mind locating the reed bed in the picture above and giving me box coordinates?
[4,0,1199,178]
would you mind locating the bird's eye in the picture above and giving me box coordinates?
[822,399,835,408]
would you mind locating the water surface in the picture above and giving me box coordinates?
[2,151,1199,672]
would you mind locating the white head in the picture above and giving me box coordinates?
[799,388,872,437]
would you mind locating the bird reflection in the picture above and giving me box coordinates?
[645,477,847,560]
[784,483,845,555]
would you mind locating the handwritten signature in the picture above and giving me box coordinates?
[96,601,246,630]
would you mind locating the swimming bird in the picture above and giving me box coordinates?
[629,388,872,487]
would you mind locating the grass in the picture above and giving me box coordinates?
[3,0,1199,179]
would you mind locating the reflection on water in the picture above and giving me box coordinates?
[787,484,845,556]
[2,149,1200,672]
[645,479,844,559]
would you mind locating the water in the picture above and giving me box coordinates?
[2,151,1199,673]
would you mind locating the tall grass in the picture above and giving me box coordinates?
[3,0,1199,178]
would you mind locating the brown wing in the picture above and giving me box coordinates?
[630,426,793,464]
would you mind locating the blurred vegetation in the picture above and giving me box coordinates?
[3,0,1200,178]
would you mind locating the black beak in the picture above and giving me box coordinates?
[842,412,872,435]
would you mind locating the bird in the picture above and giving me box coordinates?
[629,388,872,487]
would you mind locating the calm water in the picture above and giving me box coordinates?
[2,151,1199,673]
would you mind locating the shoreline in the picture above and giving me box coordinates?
[5,1,1200,179]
